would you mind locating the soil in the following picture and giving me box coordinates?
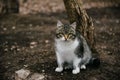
[0,0,120,80]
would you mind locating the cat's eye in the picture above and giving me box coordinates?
[68,34,76,39]
[56,33,63,38]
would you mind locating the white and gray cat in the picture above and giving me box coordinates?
[54,20,99,74]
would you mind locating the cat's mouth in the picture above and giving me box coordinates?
[63,39,72,42]
[65,38,68,41]
[56,37,75,42]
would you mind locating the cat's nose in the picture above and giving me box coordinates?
[64,35,68,41]
[64,35,67,38]
[65,38,68,41]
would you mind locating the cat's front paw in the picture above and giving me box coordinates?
[55,67,63,72]
[72,68,80,74]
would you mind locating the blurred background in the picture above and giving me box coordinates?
[0,0,120,80]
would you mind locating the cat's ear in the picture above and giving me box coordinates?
[57,20,63,27]
[70,22,76,29]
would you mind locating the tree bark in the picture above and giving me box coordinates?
[0,0,19,14]
[63,0,96,53]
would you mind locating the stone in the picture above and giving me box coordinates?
[15,69,30,80]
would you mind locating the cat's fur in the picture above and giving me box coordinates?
[55,20,92,74]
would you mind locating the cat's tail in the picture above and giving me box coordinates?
[88,57,100,67]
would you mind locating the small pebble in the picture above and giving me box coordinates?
[3,28,7,31]
[45,40,49,43]
[12,26,16,29]
[42,70,45,73]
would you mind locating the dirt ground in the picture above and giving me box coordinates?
[0,0,120,80]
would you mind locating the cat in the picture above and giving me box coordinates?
[54,20,98,74]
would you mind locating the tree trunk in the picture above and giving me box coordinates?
[0,0,19,14]
[63,0,96,53]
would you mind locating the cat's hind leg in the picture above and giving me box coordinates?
[80,65,86,69]
[80,57,91,70]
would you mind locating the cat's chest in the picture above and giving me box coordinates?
[55,38,79,55]
[55,39,79,62]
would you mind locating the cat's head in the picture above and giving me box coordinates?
[55,20,77,41]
